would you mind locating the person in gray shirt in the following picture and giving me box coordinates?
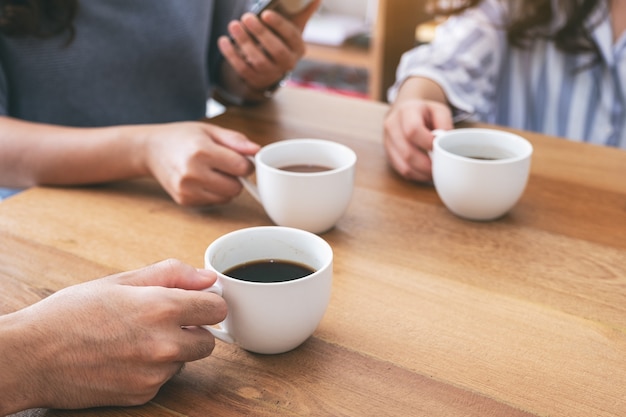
[0,0,320,205]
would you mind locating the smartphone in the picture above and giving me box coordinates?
[250,0,314,16]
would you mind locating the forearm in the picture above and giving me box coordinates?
[0,116,150,188]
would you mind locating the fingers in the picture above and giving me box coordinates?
[217,35,252,79]
[176,327,218,362]
[112,259,217,290]
[167,157,245,206]
[428,103,455,132]
[138,283,228,363]
[255,11,305,57]
[171,286,228,329]
[167,131,252,205]
[219,10,306,90]
[385,134,433,183]
[18,261,228,409]
[173,125,257,205]
[173,168,244,206]
[157,318,223,364]
[383,99,454,182]
[212,126,260,155]
[384,108,433,182]
[112,261,228,363]
[112,259,228,324]
[399,106,435,153]
[221,18,283,89]
[149,326,218,364]
[230,16,284,73]
[147,122,258,206]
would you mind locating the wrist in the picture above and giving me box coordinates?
[0,311,44,414]
[253,74,288,99]
[112,124,154,178]
[216,74,288,105]
[397,76,448,104]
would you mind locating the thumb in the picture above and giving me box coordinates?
[427,102,454,132]
[110,259,218,291]
[205,124,260,155]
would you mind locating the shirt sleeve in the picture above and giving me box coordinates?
[0,61,8,116]
[387,0,507,122]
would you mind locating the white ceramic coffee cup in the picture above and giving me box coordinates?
[431,128,533,221]
[241,139,357,234]
[202,226,333,354]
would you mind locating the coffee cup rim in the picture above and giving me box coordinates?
[433,128,533,164]
[205,226,333,287]
[257,138,357,176]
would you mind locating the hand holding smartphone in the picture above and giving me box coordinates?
[250,0,314,16]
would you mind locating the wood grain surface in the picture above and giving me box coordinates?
[1,87,625,417]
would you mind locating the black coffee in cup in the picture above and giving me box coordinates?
[279,164,332,173]
[451,146,515,161]
[224,259,315,283]
[466,156,499,160]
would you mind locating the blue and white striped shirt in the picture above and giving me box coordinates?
[388,0,626,150]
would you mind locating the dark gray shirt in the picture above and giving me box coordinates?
[0,0,250,127]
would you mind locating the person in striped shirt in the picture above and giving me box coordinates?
[385,0,625,183]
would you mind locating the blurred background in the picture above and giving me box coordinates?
[288,0,434,101]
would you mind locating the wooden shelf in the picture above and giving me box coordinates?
[305,43,373,70]
[302,0,429,101]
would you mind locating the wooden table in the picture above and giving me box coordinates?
[1,87,625,417]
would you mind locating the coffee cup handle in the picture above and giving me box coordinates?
[201,282,235,344]
[238,156,262,204]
